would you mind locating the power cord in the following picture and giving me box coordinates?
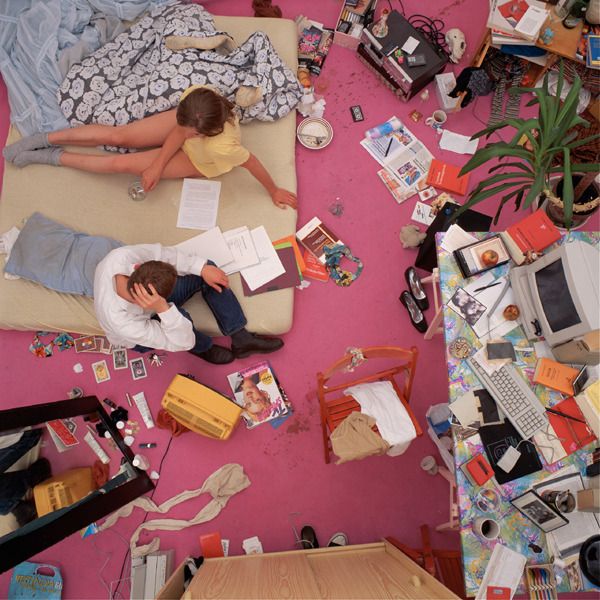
[111,435,175,599]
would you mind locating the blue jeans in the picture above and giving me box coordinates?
[134,262,247,354]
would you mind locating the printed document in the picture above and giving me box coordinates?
[222,227,260,274]
[175,227,233,269]
[475,543,526,600]
[240,227,285,291]
[177,179,221,230]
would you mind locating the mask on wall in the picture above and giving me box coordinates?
[445,28,466,64]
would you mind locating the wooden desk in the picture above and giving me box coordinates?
[437,231,600,596]
[536,13,585,62]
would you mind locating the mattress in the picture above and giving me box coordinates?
[0,16,298,336]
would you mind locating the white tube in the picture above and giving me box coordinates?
[84,431,110,464]
[133,392,155,429]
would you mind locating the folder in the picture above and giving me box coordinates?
[241,245,301,296]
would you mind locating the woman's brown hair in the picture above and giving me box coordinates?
[176,87,235,136]
[127,261,177,299]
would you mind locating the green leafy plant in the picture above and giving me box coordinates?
[458,64,600,228]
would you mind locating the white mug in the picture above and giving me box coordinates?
[473,517,500,540]
[425,110,447,133]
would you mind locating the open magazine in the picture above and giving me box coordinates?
[227,361,289,429]
[360,116,433,203]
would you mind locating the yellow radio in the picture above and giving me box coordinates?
[161,374,242,440]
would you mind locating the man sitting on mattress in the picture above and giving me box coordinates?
[94,244,284,364]
[3,213,283,364]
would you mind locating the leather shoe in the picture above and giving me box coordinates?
[405,267,429,310]
[232,333,284,358]
[400,291,428,333]
[300,525,319,549]
[190,344,234,364]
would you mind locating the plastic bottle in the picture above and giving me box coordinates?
[365,116,403,140]
[132,454,150,470]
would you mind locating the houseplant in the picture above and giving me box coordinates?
[457,64,600,229]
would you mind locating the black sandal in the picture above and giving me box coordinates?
[405,267,429,311]
[400,291,428,333]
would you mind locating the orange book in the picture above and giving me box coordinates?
[425,159,470,195]
[273,234,306,275]
[302,250,329,282]
[533,358,579,396]
[199,532,224,558]
[500,209,561,265]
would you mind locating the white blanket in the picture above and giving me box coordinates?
[344,381,417,456]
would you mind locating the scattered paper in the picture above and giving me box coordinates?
[242,536,263,554]
[475,543,526,600]
[449,391,480,427]
[439,129,479,155]
[176,178,221,230]
[240,227,285,291]
[222,226,260,274]
[401,36,419,54]
[533,340,555,360]
[411,201,435,226]
[175,227,234,269]
[440,224,478,253]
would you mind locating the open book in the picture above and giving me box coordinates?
[361,116,433,203]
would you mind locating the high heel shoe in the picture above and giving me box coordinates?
[399,291,428,333]
[405,267,429,311]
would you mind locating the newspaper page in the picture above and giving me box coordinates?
[361,116,433,203]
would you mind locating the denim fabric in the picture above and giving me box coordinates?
[133,262,247,355]
[0,429,42,473]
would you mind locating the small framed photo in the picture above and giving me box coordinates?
[448,287,487,326]
[113,348,128,370]
[75,335,97,353]
[91,360,111,384]
[130,357,147,380]
[510,490,569,533]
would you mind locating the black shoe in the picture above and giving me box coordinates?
[232,333,284,359]
[300,525,319,549]
[399,291,428,333]
[190,344,234,364]
[405,267,429,311]
[25,458,52,488]
[12,500,38,527]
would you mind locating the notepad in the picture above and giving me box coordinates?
[475,544,527,600]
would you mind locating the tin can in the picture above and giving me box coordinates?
[128,180,146,201]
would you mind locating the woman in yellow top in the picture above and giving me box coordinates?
[3,85,297,209]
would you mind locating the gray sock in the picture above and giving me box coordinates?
[3,132,51,163]
[13,147,64,168]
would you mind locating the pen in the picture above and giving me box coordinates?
[473,280,502,293]
[384,137,393,157]
[546,407,587,424]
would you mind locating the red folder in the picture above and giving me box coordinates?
[548,397,596,456]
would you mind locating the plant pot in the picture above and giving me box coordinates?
[543,176,600,230]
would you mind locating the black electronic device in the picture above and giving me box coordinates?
[350,105,364,122]
[407,53,426,66]
[358,10,448,101]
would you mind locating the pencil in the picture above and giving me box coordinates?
[546,407,587,424]
[384,137,393,157]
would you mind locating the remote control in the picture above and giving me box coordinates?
[407,53,426,67]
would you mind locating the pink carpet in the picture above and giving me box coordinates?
[0,1,598,598]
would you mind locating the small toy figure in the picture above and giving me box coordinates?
[399,225,426,248]
[372,9,390,38]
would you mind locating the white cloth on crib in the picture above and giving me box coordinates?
[344,381,417,456]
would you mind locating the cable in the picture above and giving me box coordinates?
[407,14,450,60]
[111,435,175,599]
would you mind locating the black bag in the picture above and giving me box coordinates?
[415,203,493,272]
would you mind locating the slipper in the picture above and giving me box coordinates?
[405,267,429,310]
[327,532,348,547]
[300,525,319,549]
[400,291,428,333]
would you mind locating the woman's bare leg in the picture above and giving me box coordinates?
[59,147,202,180]
[48,110,179,149]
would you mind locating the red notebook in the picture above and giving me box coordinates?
[500,209,561,265]
[547,397,596,456]
[425,159,470,195]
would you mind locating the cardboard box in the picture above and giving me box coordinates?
[435,73,459,112]
[577,488,600,512]
[334,0,375,50]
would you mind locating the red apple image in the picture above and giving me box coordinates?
[481,249,499,266]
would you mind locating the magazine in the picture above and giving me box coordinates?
[361,116,433,203]
[227,361,288,429]
[487,0,545,37]
[298,22,324,68]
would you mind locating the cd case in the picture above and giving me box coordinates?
[453,235,510,278]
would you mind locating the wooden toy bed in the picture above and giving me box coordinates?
[0,16,298,336]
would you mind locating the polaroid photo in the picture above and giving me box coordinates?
[418,186,437,202]
[113,348,128,370]
[511,490,569,533]
[130,357,148,380]
[411,201,436,226]
[448,287,487,326]
[75,335,97,353]
[91,360,111,384]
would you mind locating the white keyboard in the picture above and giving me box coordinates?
[467,356,548,439]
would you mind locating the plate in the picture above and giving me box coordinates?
[296,117,333,150]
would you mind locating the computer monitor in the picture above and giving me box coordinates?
[510,240,600,347]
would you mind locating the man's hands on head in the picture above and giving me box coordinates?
[271,187,297,209]
[130,282,170,313]
[201,264,229,292]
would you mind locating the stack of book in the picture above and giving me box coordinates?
[488,0,550,48]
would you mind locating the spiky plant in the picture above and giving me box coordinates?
[458,64,600,228]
